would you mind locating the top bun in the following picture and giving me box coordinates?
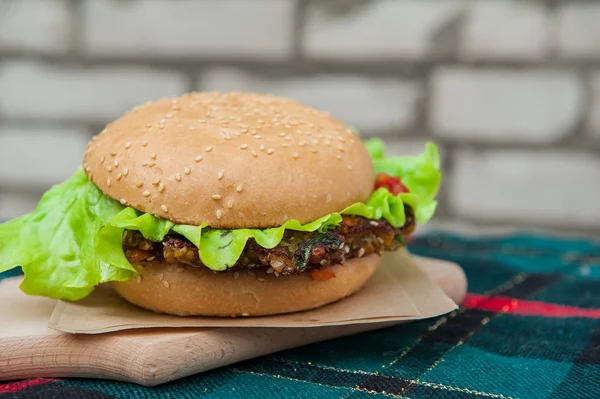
[83,92,375,228]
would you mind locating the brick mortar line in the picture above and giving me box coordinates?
[3,53,600,74]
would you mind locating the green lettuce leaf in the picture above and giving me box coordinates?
[0,170,134,300]
[0,140,441,300]
[364,139,441,223]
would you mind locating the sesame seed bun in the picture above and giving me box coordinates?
[84,92,375,228]
[110,255,380,316]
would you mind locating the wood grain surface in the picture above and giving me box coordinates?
[0,257,466,386]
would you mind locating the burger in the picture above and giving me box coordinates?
[0,92,441,317]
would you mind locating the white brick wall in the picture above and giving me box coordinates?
[0,192,44,221]
[459,1,549,61]
[82,0,294,59]
[303,0,462,60]
[0,0,70,54]
[0,61,187,122]
[0,125,89,188]
[202,68,421,134]
[430,69,583,143]
[450,150,600,228]
[557,4,600,60]
[587,72,600,139]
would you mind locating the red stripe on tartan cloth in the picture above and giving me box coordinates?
[464,293,600,319]
[0,378,59,393]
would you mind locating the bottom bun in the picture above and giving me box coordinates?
[109,254,380,317]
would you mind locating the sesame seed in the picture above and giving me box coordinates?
[151,153,157,160]
[311,148,318,153]
[152,177,160,185]
[145,123,152,128]
[116,173,122,181]
[258,277,265,282]
[299,141,306,146]
[175,173,181,182]
[336,154,343,160]
[159,125,165,130]
[370,221,379,226]
[320,259,327,266]
[234,132,241,136]
[107,165,113,172]
[101,156,105,164]
[284,136,291,141]
[233,272,240,280]
[123,168,129,176]
[161,204,168,212]
[158,183,165,193]
[143,191,150,197]
[251,150,258,157]
[236,183,243,192]
[358,248,366,257]
[107,178,111,187]
[250,130,257,135]
[184,167,191,175]
[279,132,286,137]
[267,148,274,155]
[211,194,222,200]
[266,267,275,274]
[205,146,213,152]
[344,246,350,254]
[259,144,265,151]
[114,160,119,167]
[216,209,223,219]
[312,139,319,145]
[198,119,206,123]
[292,152,300,159]
[136,276,142,284]
[160,119,166,124]
[347,164,353,170]
[281,143,288,148]
[125,142,132,149]
[136,182,143,188]
[120,198,127,204]
[224,134,231,140]
[218,170,224,180]
[147,256,156,261]
[242,313,249,317]
[240,128,248,134]
[338,136,346,143]
[142,141,148,147]
[325,140,331,145]
[326,194,332,203]
[254,135,262,139]
[240,144,248,150]
[163,280,170,288]
[148,161,156,167]
[165,113,172,118]
[189,125,195,130]
[338,145,345,152]
[227,200,233,209]
[195,155,203,162]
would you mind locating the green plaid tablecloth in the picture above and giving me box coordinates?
[1,233,599,398]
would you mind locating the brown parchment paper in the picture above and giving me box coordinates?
[49,250,458,334]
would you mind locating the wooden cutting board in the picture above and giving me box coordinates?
[0,256,466,386]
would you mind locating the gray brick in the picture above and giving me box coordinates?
[459,1,549,61]
[557,3,600,60]
[0,0,70,54]
[430,68,583,143]
[202,68,421,134]
[303,0,462,61]
[587,72,600,139]
[449,149,600,228]
[82,0,294,59]
[0,191,43,220]
[0,61,187,122]
[0,125,89,188]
